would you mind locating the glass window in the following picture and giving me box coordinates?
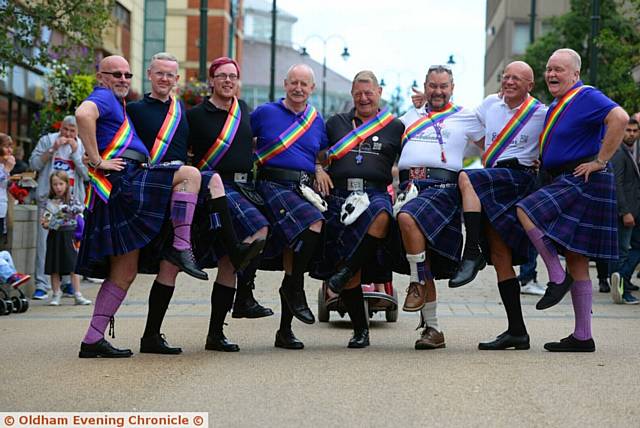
[512,23,530,55]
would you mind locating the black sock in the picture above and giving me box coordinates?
[290,229,321,285]
[235,255,261,302]
[498,278,527,336]
[207,196,242,253]
[279,276,294,331]
[345,234,382,273]
[462,212,482,259]
[207,282,235,337]
[143,280,175,338]
[341,286,367,332]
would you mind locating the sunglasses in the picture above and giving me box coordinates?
[101,71,133,79]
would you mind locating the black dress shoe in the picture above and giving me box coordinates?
[164,247,208,280]
[274,329,304,349]
[628,283,640,291]
[279,287,315,325]
[205,333,240,352]
[230,239,266,272]
[140,333,182,355]
[478,331,530,350]
[536,273,573,310]
[544,335,595,352]
[232,294,274,319]
[79,338,133,358]
[327,266,354,294]
[448,256,486,288]
[348,329,370,348]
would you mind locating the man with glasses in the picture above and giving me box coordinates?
[448,61,547,350]
[75,55,203,358]
[397,65,484,349]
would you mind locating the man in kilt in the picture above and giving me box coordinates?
[188,56,270,352]
[250,64,328,349]
[447,61,547,350]
[75,55,204,358]
[313,70,404,348]
[397,65,484,349]
[516,48,629,352]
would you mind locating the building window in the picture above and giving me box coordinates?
[113,2,131,28]
[143,0,166,93]
[512,22,530,55]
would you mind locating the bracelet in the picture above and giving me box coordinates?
[595,158,607,167]
[88,158,103,169]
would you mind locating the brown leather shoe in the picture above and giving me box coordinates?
[403,282,427,312]
[415,327,446,350]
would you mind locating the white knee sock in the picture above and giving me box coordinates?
[406,252,426,284]
[420,301,439,332]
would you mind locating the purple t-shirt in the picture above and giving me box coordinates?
[250,99,329,172]
[542,81,617,169]
[85,87,149,155]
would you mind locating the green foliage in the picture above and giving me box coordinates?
[178,79,211,108]
[0,0,113,75]
[521,0,640,113]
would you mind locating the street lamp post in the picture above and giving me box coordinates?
[300,35,350,117]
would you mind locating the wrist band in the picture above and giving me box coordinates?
[88,158,102,169]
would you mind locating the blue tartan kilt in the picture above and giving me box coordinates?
[76,160,179,278]
[256,180,324,268]
[516,170,618,260]
[311,188,392,282]
[466,168,536,264]
[191,172,270,268]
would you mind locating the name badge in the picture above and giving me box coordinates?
[234,172,248,183]
[347,178,364,191]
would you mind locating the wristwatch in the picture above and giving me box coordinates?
[88,158,102,169]
[595,158,607,167]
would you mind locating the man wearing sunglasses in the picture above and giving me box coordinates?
[75,55,204,358]
[397,65,484,350]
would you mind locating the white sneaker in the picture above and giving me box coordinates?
[49,292,62,306]
[611,272,623,304]
[74,294,92,305]
[520,279,546,296]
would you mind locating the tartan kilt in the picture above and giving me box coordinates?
[191,172,270,268]
[311,188,393,283]
[76,160,179,278]
[256,179,324,269]
[466,168,536,264]
[516,170,618,260]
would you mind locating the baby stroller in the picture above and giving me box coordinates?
[0,274,30,315]
[318,280,398,324]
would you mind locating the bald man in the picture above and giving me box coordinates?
[448,61,548,350]
[250,64,329,349]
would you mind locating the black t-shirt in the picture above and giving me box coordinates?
[187,98,254,173]
[127,94,189,162]
[325,109,404,183]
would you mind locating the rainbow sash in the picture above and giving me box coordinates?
[482,96,541,167]
[84,102,133,209]
[255,104,318,165]
[196,97,241,171]
[539,85,590,157]
[401,102,460,146]
[327,108,394,163]
[149,96,182,165]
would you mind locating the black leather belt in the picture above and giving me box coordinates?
[332,177,388,192]
[120,149,148,163]
[218,171,253,184]
[494,157,535,172]
[399,167,458,183]
[257,166,314,184]
[544,155,596,178]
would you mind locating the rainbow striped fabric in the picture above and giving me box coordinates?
[539,85,589,157]
[196,97,241,171]
[326,108,394,163]
[149,96,182,165]
[401,102,460,146]
[482,96,541,167]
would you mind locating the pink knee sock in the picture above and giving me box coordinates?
[525,227,565,284]
[83,280,127,344]
[571,279,592,340]
[171,191,197,251]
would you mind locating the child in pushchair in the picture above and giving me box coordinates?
[0,250,31,315]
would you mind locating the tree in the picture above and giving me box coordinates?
[0,0,113,75]
[521,0,640,113]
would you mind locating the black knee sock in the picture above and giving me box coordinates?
[207,282,235,337]
[341,286,367,332]
[345,234,382,273]
[462,212,482,259]
[143,280,175,338]
[279,277,294,331]
[289,229,321,284]
[236,255,261,302]
[498,278,527,336]
[207,196,242,253]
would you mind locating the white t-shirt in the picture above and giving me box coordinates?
[399,105,484,172]
[475,94,548,167]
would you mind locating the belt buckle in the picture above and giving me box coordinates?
[347,178,364,191]
[234,172,248,184]
[409,167,426,180]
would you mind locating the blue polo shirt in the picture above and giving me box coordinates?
[542,81,617,169]
[85,87,149,155]
[250,99,329,172]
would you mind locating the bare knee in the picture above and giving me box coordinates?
[368,211,390,238]
[458,171,472,192]
[208,173,226,198]
[309,220,323,233]
[398,212,416,232]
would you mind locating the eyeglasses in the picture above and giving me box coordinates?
[213,73,239,81]
[101,71,133,79]
[153,71,177,80]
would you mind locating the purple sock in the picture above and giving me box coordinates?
[525,227,565,284]
[571,279,592,340]
[171,191,197,251]
[83,280,127,344]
